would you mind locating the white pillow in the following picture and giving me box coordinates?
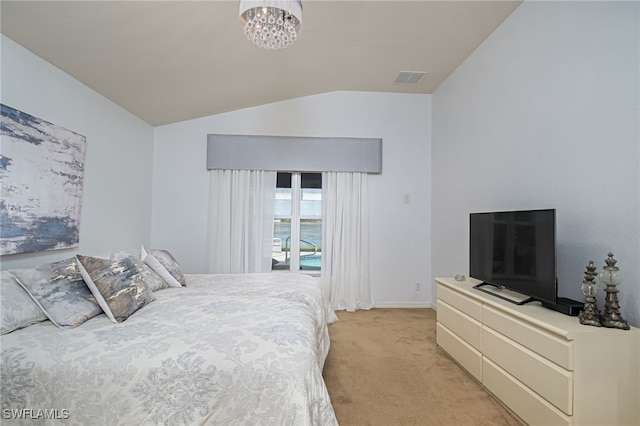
[1,271,48,334]
[141,246,183,288]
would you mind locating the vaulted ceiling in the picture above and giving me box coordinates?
[1,1,522,126]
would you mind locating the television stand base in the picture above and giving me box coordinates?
[473,283,535,305]
[542,297,583,316]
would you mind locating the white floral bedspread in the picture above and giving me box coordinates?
[1,273,338,425]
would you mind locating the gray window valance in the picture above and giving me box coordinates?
[207,134,382,173]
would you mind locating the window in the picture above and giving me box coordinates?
[272,172,322,273]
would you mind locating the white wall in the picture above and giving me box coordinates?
[152,91,432,307]
[0,35,155,270]
[432,1,639,326]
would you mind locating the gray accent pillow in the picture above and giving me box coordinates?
[109,248,168,291]
[1,271,48,334]
[141,246,182,288]
[109,248,141,260]
[9,258,103,329]
[76,254,156,323]
[142,247,186,287]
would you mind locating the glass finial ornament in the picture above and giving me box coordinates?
[598,252,630,330]
[578,260,601,326]
[239,0,302,50]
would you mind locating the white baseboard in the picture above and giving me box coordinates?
[374,301,435,309]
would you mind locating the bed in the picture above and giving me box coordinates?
[1,252,338,426]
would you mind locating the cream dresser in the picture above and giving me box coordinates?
[436,277,639,426]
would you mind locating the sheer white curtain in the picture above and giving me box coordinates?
[321,172,374,311]
[205,169,276,274]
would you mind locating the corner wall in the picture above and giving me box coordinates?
[152,91,432,307]
[1,35,155,269]
[432,1,639,326]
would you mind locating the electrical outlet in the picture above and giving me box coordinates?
[415,282,421,291]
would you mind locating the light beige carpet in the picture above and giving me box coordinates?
[322,308,522,426]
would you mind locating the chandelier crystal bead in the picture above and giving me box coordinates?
[239,0,302,50]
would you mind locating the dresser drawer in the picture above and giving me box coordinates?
[437,300,482,351]
[483,357,571,426]
[437,284,482,322]
[483,304,573,370]
[436,323,482,381]
[483,326,573,414]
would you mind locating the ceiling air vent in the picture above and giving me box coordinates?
[394,71,427,85]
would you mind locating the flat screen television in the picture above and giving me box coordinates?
[469,208,557,305]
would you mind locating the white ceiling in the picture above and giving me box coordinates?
[1,0,522,126]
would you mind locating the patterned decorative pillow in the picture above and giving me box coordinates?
[109,248,141,261]
[141,246,186,288]
[76,254,156,323]
[109,248,168,292]
[9,258,103,329]
[1,271,48,334]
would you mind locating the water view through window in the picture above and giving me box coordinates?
[272,173,322,272]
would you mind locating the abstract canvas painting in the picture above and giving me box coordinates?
[0,104,86,255]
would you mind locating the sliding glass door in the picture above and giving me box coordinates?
[272,172,322,274]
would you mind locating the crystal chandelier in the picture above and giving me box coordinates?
[239,0,302,50]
